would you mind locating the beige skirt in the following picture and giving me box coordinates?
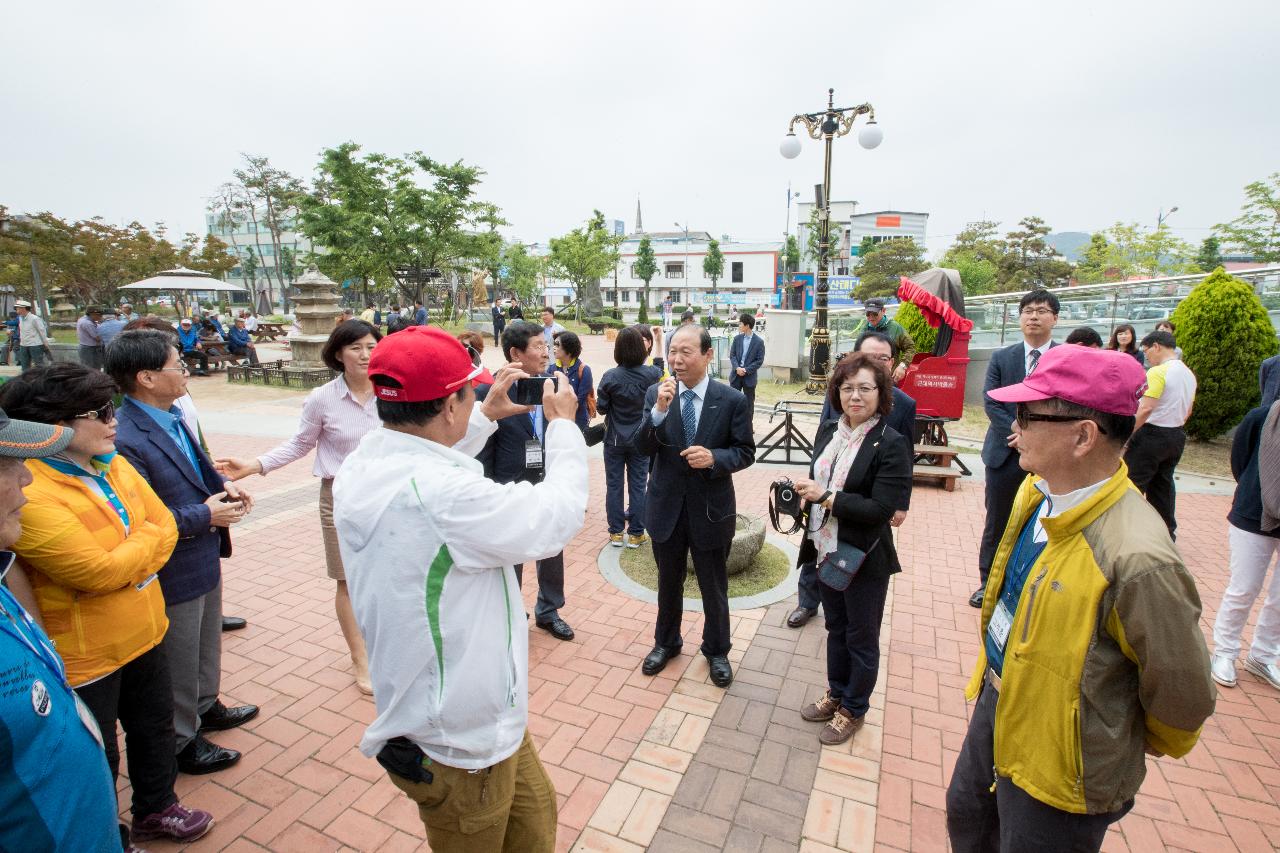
[318,478,345,581]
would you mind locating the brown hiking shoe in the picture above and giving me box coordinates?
[819,707,863,745]
[801,689,841,722]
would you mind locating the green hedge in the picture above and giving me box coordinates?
[583,316,626,329]
[893,301,937,355]
[1170,267,1279,439]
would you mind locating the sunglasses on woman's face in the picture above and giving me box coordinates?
[73,401,115,422]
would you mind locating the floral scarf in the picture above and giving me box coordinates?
[808,415,880,562]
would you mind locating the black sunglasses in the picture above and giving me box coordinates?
[1015,403,1107,435]
[73,401,116,423]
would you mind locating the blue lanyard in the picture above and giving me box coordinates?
[0,583,68,689]
[1001,504,1048,608]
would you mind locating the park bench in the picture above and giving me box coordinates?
[252,322,286,342]
[185,343,245,373]
[912,442,964,492]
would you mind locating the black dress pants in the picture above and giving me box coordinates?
[652,504,731,657]
[818,568,890,718]
[74,643,179,818]
[1124,424,1186,539]
[513,553,566,623]
[946,682,1131,852]
[979,452,1026,585]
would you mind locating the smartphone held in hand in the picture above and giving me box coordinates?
[514,376,558,406]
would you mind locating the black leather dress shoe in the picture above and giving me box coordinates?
[642,646,680,676]
[787,606,817,629]
[199,700,260,732]
[221,615,247,631]
[535,617,575,641]
[177,734,241,775]
[708,655,733,688]
[968,587,985,609]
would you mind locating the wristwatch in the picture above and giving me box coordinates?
[818,490,833,510]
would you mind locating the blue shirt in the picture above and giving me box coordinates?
[97,317,126,346]
[126,396,202,475]
[227,326,252,349]
[177,325,200,351]
[985,507,1048,676]
[0,556,119,852]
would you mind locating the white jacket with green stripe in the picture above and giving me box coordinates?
[334,408,588,770]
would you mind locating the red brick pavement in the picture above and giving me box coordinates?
[112,419,1280,851]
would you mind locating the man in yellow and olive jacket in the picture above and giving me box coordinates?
[946,345,1215,853]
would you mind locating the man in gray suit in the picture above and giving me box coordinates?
[972,290,1060,608]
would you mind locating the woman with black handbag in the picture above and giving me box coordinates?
[791,352,911,745]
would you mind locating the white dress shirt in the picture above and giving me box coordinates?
[650,372,710,432]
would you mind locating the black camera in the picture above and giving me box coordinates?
[769,477,806,534]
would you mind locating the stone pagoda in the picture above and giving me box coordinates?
[287,265,341,370]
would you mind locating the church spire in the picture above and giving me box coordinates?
[635,197,643,234]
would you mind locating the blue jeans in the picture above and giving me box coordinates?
[604,443,649,535]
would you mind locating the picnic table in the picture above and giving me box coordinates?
[252,322,287,342]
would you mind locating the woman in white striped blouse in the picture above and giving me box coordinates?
[216,320,382,693]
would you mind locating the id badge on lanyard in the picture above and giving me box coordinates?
[524,440,543,471]
[988,600,1014,651]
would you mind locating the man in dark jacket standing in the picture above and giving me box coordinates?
[728,312,766,413]
[635,324,755,687]
[492,299,507,343]
[972,290,1059,608]
[107,330,259,775]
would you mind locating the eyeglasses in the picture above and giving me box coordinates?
[1015,403,1107,434]
[839,384,879,397]
[1020,307,1056,317]
[862,353,893,363]
[153,364,190,375]
[73,401,115,422]
[464,342,481,367]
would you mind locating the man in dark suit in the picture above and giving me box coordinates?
[972,289,1060,608]
[106,330,260,775]
[793,331,916,627]
[476,321,574,641]
[635,324,756,687]
[1261,353,1280,408]
[492,299,506,343]
[729,312,766,413]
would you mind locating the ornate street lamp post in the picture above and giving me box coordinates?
[780,88,882,392]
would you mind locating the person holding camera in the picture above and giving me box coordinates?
[475,321,575,641]
[635,324,756,688]
[792,352,911,745]
[333,326,587,852]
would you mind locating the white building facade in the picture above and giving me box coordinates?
[795,204,929,273]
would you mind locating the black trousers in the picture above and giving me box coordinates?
[1124,424,1186,539]
[513,552,565,623]
[652,504,731,657]
[946,682,1131,852]
[493,320,505,342]
[228,343,259,365]
[738,383,756,413]
[818,569,890,718]
[979,452,1026,585]
[182,349,209,372]
[74,644,179,818]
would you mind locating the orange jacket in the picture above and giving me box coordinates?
[14,455,178,686]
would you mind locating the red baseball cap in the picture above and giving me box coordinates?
[987,345,1148,416]
[368,326,494,402]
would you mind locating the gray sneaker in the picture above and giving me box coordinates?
[1211,654,1237,687]
[1243,656,1280,691]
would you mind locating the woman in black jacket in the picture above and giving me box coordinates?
[596,327,662,548]
[792,351,911,745]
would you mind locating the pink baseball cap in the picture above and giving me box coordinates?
[987,345,1148,416]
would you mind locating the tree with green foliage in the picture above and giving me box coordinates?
[893,300,937,355]
[296,142,506,308]
[548,210,622,321]
[853,238,925,299]
[1170,267,1279,439]
[1074,232,1114,283]
[1215,172,1280,263]
[997,216,1073,291]
[703,238,724,316]
[633,235,658,324]
[1194,236,1224,272]
[803,206,829,270]
[1099,222,1193,279]
[783,234,800,274]
[940,220,1002,295]
[498,243,544,308]
[855,236,876,260]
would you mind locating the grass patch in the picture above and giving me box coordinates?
[618,541,791,599]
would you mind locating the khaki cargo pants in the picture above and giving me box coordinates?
[386,730,557,852]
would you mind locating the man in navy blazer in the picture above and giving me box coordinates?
[1261,353,1280,408]
[972,290,1060,608]
[475,321,574,641]
[729,312,766,413]
[106,330,259,776]
[635,324,756,687]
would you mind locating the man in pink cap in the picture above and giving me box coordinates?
[945,345,1215,853]
[332,326,586,852]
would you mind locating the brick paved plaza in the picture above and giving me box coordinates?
[116,339,1280,853]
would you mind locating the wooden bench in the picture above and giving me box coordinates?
[185,344,244,374]
[913,443,964,491]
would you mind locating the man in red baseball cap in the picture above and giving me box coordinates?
[946,345,1215,852]
[331,326,586,851]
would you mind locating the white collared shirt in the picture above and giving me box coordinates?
[1030,476,1109,544]
[650,372,710,431]
[1023,339,1052,374]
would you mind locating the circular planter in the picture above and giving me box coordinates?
[685,514,764,576]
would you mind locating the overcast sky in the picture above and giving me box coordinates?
[3,0,1277,260]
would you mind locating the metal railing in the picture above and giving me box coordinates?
[960,266,1280,348]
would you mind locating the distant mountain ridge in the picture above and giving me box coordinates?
[1045,232,1091,263]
